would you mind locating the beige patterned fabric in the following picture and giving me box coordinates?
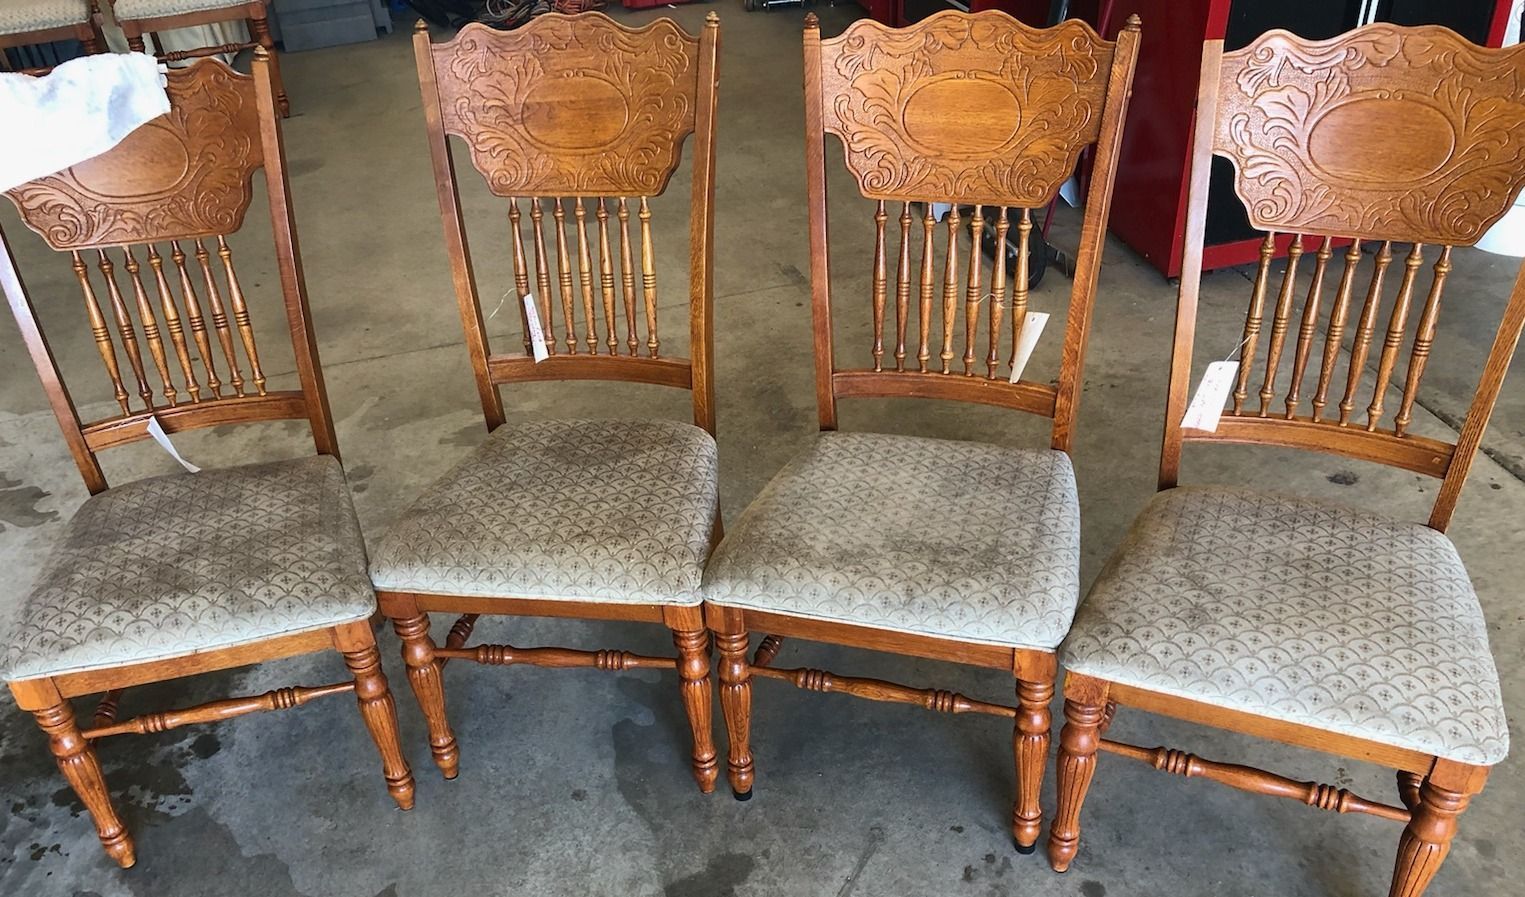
[703,432,1080,650]
[0,0,89,34]
[3,456,374,682]
[370,419,718,606]
[112,0,247,20]
[1062,486,1509,766]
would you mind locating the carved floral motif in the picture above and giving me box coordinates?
[432,17,698,197]
[819,12,1112,206]
[1216,26,1525,244]
[6,62,263,250]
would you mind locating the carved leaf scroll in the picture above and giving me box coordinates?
[819,11,1113,206]
[432,15,699,198]
[1216,25,1525,245]
[6,62,263,251]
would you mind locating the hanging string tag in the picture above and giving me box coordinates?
[146,416,200,473]
[1007,312,1049,384]
[1181,336,1251,433]
[522,294,549,363]
[1181,361,1238,433]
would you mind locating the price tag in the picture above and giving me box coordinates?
[146,415,200,473]
[523,294,548,363]
[1007,311,1050,384]
[1180,360,1239,433]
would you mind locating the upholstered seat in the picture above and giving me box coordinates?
[703,432,1080,650]
[112,0,244,19]
[370,418,718,606]
[0,0,90,33]
[1061,486,1509,765]
[2,455,374,682]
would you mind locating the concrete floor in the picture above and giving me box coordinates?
[2,6,1523,895]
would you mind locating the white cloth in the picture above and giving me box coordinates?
[0,51,168,191]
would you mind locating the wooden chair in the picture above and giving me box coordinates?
[0,0,102,72]
[0,53,412,868]
[701,10,1140,850]
[1048,25,1525,897]
[374,13,722,791]
[108,0,288,117]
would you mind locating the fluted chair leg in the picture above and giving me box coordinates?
[1048,679,1108,873]
[393,613,459,779]
[335,622,415,810]
[1012,675,1053,853]
[669,606,719,793]
[33,696,135,867]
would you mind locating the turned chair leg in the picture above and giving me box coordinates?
[1047,692,1107,872]
[33,699,135,867]
[248,13,288,117]
[1012,676,1053,853]
[126,33,146,52]
[78,23,103,54]
[393,613,459,779]
[335,623,415,810]
[1388,776,1475,897]
[710,608,754,800]
[670,618,720,794]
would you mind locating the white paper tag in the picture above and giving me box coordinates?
[522,294,548,363]
[146,416,200,473]
[1180,360,1239,433]
[1007,311,1050,384]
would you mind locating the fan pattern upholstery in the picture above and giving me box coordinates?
[1062,486,1509,765]
[370,418,719,606]
[3,456,373,681]
[704,431,1081,650]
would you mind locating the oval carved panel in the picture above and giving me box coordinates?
[521,74,631,151]
[432,15,699,197]
[5,61,263,250]
[1306,98,1454,184]
[902,74,1022,156]
[818,12,1113,206]
[72,123,194,199]
[1214,25,1525,245]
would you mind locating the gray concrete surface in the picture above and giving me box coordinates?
[1,7,1522,896]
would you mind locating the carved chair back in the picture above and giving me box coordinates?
[1163,24,1525,530]
[0,54,336,496]
[414,13,722,435]
[803,11,1140,451]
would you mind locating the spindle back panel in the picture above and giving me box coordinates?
[415,14,721,434]
[1166,25,1525,530]
[0,57,336,494]
[805,11,1141,449]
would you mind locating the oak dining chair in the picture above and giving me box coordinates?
[1047,25,1525,897]
[0,53,413,868]
[701,10,1140,851]
[372,13,722,791]
[108,0,288,117]
[0,0,102,72]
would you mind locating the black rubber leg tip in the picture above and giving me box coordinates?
[1013,839,1037,855]
[732,788,753,802]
